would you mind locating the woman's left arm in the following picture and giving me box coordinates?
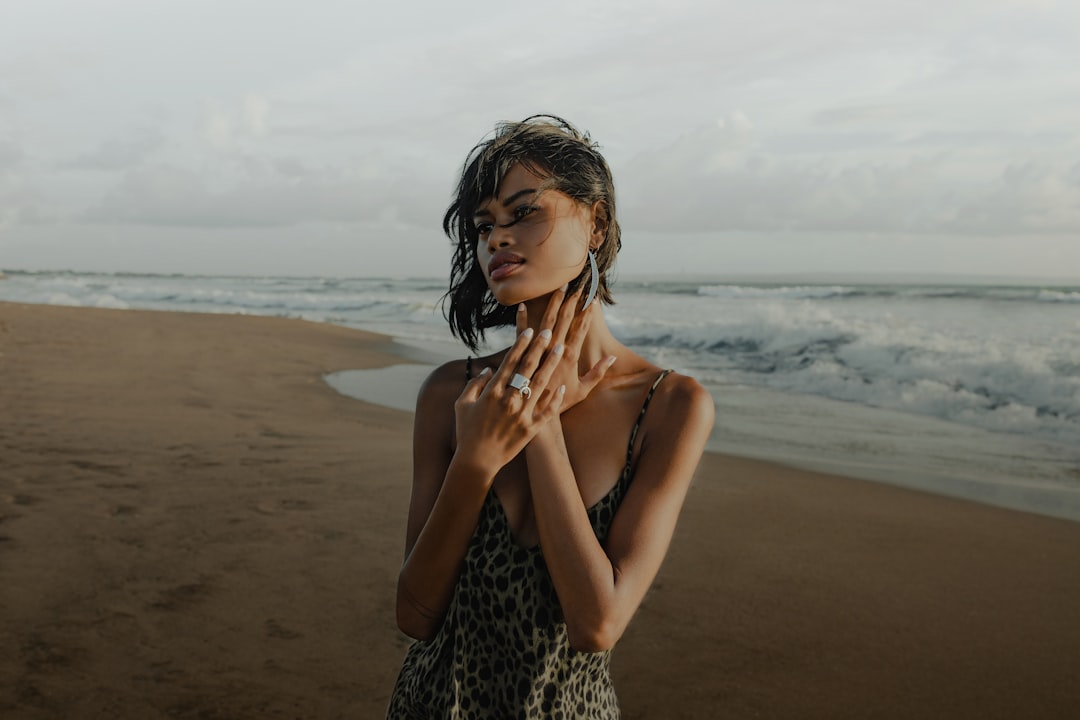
[525,375,714,652]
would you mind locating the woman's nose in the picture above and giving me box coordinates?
[487,225,513,251]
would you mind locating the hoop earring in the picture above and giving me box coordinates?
[582,250,600,310]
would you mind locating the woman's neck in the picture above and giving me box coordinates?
[520,296,626,378]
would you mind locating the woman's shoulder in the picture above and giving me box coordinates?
[416,351,510,410]
[646,368,715,433]
[417,359,470,405]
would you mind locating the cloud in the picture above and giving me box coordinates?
[0,140,21,172]
[618,119,1080,236]
[812,105,902,127]
[0,143,39,228]
[202,94,270,150]
[65,126,165,171]
[80,154,446,229]
[0,102,32,226]
[951,160,1080,233]
[71,83,458,230]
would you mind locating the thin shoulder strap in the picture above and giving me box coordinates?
[623,369,675,478]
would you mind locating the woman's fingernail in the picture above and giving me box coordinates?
[522,327,534,339]
[539,328,552,341]
[607,355,617,366]
[518,303,526,313]
[552,343,565,355]
[479,366,492,376]
[560,283,569,293]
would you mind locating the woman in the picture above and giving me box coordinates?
[388,116,714,718]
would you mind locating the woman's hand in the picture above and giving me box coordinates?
[517,285,616,412]
[452,323,568,477]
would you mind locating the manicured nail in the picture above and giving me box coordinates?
[518,303,526,313]
[560,283,569,293]
[521,327,533,339]
[606,355,617,367]
[479,366,491,376]
[558,385,566,394]
[552,343,565,355]
[539,328,552,341]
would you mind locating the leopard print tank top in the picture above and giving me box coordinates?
[386,367,674,719]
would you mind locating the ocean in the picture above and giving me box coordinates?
[2,269,1078,521]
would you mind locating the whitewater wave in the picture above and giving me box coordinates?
[1038,289,1080,304]
[697,284,857,300]
[607,292,1080,445]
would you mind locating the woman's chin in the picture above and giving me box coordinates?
[492,286,557,307]
[493,293,527,307]
[489,282,532,307]
[490,274,581,307]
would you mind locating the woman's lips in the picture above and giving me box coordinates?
[489,258,524,281]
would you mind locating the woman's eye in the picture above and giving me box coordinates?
[514,205,537,220]
[475,222,493,236]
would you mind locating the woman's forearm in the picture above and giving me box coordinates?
[524,422,624,652]
[396,455,495,640]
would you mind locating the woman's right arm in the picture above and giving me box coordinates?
[395,362,494,641]
[395,329,565,640]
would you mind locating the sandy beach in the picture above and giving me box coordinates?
[2,300,1080,719]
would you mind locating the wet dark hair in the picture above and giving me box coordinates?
[442,114,621,352]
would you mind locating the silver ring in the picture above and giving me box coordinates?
[508,373,531,399]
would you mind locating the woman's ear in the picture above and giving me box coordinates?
[590,200,609,250]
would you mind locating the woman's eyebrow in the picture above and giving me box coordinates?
[474,188,537,218]
[501,188,537,206]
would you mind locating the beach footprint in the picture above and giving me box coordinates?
[253,498,314,515]
[70,459,126,475]
[5,493,40,507]
[265,619,302,640]
[148,581,211,612]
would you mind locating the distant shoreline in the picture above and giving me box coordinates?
[2,266,1079,287]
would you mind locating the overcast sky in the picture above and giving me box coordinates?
[2,0,1078,279]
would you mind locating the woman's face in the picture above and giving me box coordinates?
[473,163,596,306]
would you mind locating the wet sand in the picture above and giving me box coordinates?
[2,301,1079,719]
